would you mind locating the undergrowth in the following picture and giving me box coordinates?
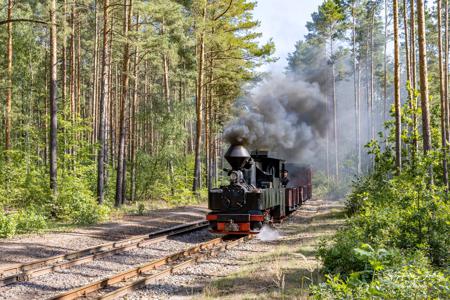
[311,133,450,298]
[0,149,207,238]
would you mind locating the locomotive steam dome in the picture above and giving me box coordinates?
[224,144,250,170]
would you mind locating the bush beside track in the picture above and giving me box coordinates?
[312,144,450,299]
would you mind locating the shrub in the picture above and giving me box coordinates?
[15,208,47,233]
[72,200,110,225]
[317,227,366,277]
[312,250,449,299]
[137,202,146,215]
[0,211,17,238]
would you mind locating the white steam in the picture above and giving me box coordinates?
[256,224,281,241]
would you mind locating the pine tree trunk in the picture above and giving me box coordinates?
[365,39,370,152]
[163,54,171,113]
[403,0,412,156]
[384,0,388,123]
[193,1,207,192]
[410,0,418,154]
[115,0,132,207]
[417,0,432,153]
[393,0,402,171]
[109,59,116,167]
[143,61,149,154]
[76,10,82,121]
[161,19,174,195]
[162,51,175,195]
[325,44,330,182]
[325,93,330,182]
[445,0,449,142]
[369,13,375,143]
[5,0,13,153]
[97,0,110,204]
[44,52,49,164]
[357,63,361,174]
[149,66,154,155]
[208,71,214,190]
[75,6,82,153]
[70,5,76,122]
[130,17,139,203]
[352,1,361,174]
[403,0,411,89]
[204,83,209,190]
[331,39,339,181]
[49,0,58,194]
[91,2,99,146]
[62,0,67,116]
[438,0,449,191]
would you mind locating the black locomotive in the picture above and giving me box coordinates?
[206,144,312,234]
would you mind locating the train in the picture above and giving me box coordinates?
[206,144,312,234]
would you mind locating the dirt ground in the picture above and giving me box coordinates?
[0,205,208,269]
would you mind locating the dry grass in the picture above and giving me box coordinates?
[201,199,346,300]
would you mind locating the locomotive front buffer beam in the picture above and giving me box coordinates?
[206,213,267,235]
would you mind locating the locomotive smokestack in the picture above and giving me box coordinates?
[224,144,251,170]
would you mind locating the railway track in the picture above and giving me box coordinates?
[0,220,209,287]
[50,235,252,300]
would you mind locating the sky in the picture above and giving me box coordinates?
[253,0,324,74]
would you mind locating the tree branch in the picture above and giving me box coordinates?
[0,18,51,26]
[214,0,233,21]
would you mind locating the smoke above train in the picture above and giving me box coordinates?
[223,77,330,162]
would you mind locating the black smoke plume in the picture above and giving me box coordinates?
[223,77,330,161]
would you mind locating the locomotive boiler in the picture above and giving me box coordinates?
[206,144,312,234]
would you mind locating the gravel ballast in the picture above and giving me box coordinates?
[0,228,215,300]
[0,206,208,270]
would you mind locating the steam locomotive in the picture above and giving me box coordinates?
[206,144,312,234]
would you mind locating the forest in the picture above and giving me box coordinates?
[0,0,274,230]
[0,0,449,298]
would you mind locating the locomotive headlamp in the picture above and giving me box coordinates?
[229,171,239,183]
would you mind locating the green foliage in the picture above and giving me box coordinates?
[0,212,17,238]
[312,250,450,299]
[0,208,48,238]
[55,163,111,225]
[0,151,50,209]
[0,146,110,235]
[319,164,450,279]
[135,152,207,206]
[15,208,47,233]
[137,203,145,216]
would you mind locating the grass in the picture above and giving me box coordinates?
[120,197,207,217]
[201,200,347,300]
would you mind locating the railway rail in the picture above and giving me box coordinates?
[50,235,252,300]
[0,220,209,287]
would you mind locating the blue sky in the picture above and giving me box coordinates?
[253,0,324,74]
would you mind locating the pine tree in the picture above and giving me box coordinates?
[49,0,58,194]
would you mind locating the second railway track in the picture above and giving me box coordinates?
[50,235,252,300]
[0,220,208,287]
